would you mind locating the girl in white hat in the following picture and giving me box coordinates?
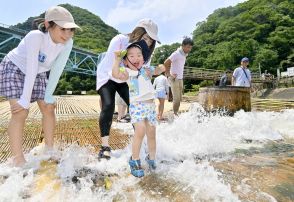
[0,6,80,167]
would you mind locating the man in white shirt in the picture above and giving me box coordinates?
[232,57,251,87]
[163,37,193,115]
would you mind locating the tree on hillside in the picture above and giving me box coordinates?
[13,3,119,54]
[187,0,293,75]
[151,43,180,64]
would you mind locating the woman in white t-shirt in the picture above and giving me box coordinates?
[96,19,161,160]
[0,6,79,167]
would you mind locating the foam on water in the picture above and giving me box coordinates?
[156,103,293,162]
[0,103,293,201]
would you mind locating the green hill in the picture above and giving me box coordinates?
[13,3,119,53]
[152,0,293,75]
[188,0,293,74]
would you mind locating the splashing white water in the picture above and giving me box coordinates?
[156,103,293,162]
[0,103,293,201]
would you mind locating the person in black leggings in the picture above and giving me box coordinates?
[96,19,161,159]
[98,80,129,137]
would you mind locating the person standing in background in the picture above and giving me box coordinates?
[163,37,193,116]
[153,73,169,120]
[232,57,251,87]
[219,70,230,87]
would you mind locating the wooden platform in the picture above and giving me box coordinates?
[0,96,130,162]
[251,98,294,111]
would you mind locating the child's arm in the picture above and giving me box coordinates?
[165,77,170,95]
[154,64,166,75]
[112,51,129,81]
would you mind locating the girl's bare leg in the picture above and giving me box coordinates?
[37,100,56,149]
[146,121,156,159]
[132,121,146,160]
[8,99,28,166]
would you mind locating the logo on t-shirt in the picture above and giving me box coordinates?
[129,77,139,97]
[38,52,47,63]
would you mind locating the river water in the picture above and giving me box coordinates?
[0,103,293,201]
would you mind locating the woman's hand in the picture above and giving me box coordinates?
[10,102,26,114]
[144,67,152,79]
[170,73,177,79]
[114,51,121,61]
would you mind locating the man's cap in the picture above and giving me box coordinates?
[126,40,150,63]
[45,6,80,29]
[241,57,249,62]
[136,19,161,44]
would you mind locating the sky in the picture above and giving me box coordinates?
[0,0,246,45]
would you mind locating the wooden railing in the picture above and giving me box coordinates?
[183,67,275,83]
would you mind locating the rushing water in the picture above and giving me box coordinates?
[0,103,293,202]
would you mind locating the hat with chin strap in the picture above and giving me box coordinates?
[125,40,150,64]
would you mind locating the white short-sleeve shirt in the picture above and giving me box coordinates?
[232,66,251,87]
[96,34,129,90]
[168,48,187,79]
[153,74,169,93]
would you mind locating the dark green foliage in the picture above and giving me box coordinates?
[13,4,119,53]
[54,72,96,95]
[60,4,118,53]
[190,0,294,74]
[151,43,180,64]
[152,0,294,76]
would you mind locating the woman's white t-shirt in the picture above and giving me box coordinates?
[96,34,129,90]
[7,30,72,108]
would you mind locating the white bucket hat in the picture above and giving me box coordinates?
[136,19,161,44]
[45,6,80,29]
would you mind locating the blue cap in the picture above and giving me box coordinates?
[241,57,249,62]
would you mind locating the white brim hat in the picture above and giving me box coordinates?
[45,6,80,29]
[54,21,80,29]
[136,18,161,44]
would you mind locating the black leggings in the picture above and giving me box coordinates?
[98,80,129,137]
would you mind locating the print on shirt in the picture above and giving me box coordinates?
[129,77,139,97]
[140,65,154,80]
[38,52,47,63]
